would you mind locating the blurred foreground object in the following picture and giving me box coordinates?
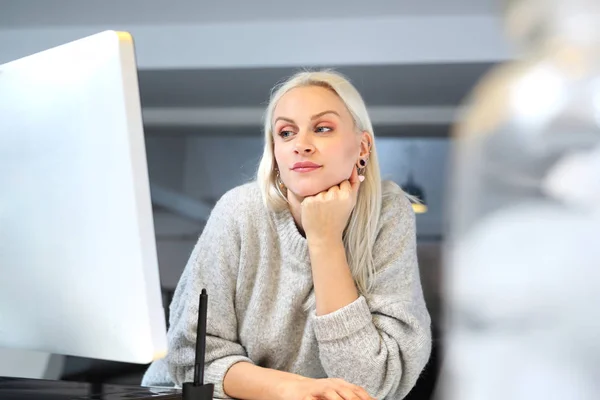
[443,0,600,399]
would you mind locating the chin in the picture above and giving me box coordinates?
[288,182,329,198]
[289,187,322,198]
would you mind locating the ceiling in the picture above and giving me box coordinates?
[0,0,499,28]
[0,0,502,132]
[138,63,494,109]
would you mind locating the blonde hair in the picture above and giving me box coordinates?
[256,69,383,298]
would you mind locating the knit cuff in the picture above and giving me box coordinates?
[312,296,372,342]
[205,355,255,399]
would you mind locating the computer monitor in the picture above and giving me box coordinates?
[0,31,168,365]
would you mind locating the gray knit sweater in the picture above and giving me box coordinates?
[142,180,431,399]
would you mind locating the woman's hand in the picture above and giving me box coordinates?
[301,167,363,246]
[280,377,375,400]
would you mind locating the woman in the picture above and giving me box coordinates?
[142,70,432,400]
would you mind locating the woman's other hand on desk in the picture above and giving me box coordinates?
[281,377,375,400]
[224,362,375,400]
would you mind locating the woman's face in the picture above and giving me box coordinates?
[272,85,369,198]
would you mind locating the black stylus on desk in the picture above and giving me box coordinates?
[182,288,214,400]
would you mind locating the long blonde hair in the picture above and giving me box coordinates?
[256,69,383,297]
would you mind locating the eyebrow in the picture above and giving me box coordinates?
[273,110,341,125]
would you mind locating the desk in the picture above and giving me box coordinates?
[0,376,183,399]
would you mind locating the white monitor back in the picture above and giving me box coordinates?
[0,31,168,364]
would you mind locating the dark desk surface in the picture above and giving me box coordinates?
[0,377,183,400]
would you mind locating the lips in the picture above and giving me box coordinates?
[291,161,322,172]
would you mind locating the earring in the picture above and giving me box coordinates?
[357,158,368,176]
[276,168,286,190]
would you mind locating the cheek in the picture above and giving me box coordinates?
[273,143,292,180]
[328,141,359,166]
[273,142,285,165]
[345,141,359,159]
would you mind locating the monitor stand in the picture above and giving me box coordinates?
[0,376,182,399]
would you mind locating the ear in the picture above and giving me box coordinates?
[359,131,372,158]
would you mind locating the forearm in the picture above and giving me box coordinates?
[223,361,308,400]
[308,239,359,316]
[312,295,432,399]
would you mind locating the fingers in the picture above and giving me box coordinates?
[331,379,374,400]
[303,168,361,203]
[349,164,360,184]
[322,390,345,400]
[339,179,352,193]
[337,387,363,400]
[339,167,360,193]
[350,387,375,400]
[349,166,362,192]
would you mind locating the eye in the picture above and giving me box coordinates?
[315,126,333,133]
[278,130,294,139]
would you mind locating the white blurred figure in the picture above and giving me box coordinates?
[442,0,600,399]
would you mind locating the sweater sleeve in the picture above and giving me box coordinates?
[312,190,432,399]
[164,190,254,399]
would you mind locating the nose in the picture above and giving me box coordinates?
[294,132,315,155]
